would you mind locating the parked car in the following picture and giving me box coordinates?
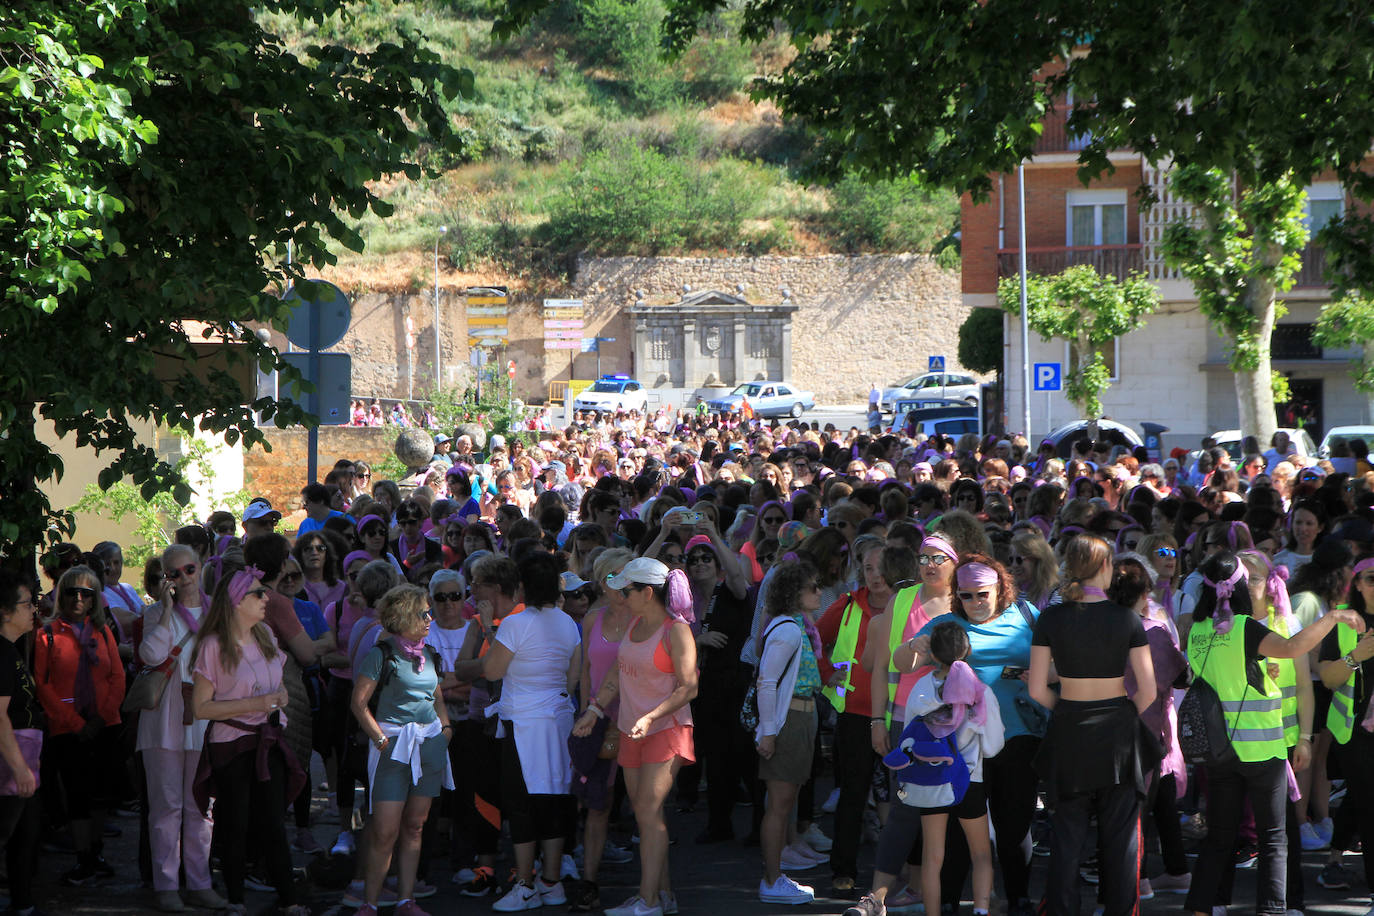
[878,372,980,411]
[1044,419,1145,459]
[1318,426,1374,459]
[704,381,815,418]
[889,405,981,439]
[572,374,648,414]
[1210,427,1316,463]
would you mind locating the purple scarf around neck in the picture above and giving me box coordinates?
[396,635,428,672]
[71,618,103,718]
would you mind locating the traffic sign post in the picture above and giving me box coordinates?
[282,280,353,483]
[928,355,946,399]
[466,287,509,403]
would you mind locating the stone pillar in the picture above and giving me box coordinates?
[731,314,746,385]
[681,317,697,388]
[632,318,649,381]
[780,317,793,381]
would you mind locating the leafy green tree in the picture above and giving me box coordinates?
[998,266,1159,420]
[1162,167,1308,447]
[957,307,1002,376]
[2,0,470,566]
[1315,296,1374,422]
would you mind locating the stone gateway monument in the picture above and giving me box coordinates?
[628,288,797,389]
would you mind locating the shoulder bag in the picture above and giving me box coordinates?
[121,627,195,713]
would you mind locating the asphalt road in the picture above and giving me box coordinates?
[44,769,1373,916]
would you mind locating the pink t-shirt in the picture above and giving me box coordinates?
[193,632,287,743]
[893,593,938,714]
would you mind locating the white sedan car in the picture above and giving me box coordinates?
[879,372,980,411]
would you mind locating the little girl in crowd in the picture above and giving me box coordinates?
[898,620,1005,916]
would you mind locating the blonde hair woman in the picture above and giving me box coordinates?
[1009,529,1057,609]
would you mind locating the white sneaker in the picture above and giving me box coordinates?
[455,868,477,885]
[602,841,634,864]
[788,840,829,864]
[780,847,824,872]
[330,830,356,856]
[760,874,816,905]
[537,878,566,905]
[560,853,581,880]
[493,881,542,911]
[605,895,663,916]
[821,788,841,814]
[1317,816,1334,842]
[659,890,678,915]
[1300,821,1329,851]
[802,823,833,852]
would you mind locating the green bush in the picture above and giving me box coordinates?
[824,174,959,253]
[545,141,689,252]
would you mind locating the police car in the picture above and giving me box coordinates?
[573,375,648,415]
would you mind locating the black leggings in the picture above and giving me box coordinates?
[500,721,576,845]
[212,748,297,906]
[453,720,501,858]
[327,677,368,816]
[1146,772,1189,877]
[47,727,121,822]
[0,793,40,909]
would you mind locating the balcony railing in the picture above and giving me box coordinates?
[1292,242,1328,288]
[1032,110,1095,154]
[997,245,1144,281]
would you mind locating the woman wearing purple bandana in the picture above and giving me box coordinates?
[190,566,306,916]
[1183,551,1364,916]
[351,585,454,916]
[34,565,125,888]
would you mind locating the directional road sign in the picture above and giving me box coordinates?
[280,353,352,425]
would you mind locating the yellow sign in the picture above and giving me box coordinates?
[467,296,508,305]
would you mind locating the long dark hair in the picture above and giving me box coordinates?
[1194,551,1255,620]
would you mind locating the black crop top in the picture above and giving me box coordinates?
[1032,599,1147,678]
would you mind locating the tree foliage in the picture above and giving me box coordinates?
[957,307,1002,376]
[1315,297,1374,399]
[1,0,471,565]
[998,266,1159,420]
[1161,166,1307,444]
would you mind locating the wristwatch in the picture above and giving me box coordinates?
[1343,653,1360,670]
[373,735,387,749]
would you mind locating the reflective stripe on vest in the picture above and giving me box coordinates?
[821,594,863,714]
[883,587,919,728]
[1265,611,1300,746]
[1327,623,1358,745]
[1187,617,1288,763]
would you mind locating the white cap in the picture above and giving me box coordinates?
[560,571,590,592]
[606,557,669,589]
[242,497,280,522]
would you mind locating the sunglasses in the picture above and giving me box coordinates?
[1008,555,1026,566]
[420,609,434,622]
[303,543,327,553]
[618,583,646,597]
[347,571,361,582]
[918,555,951,567]
[565,587,597,601]
[957,589,993,602]
[398,514,423,524]
[1155,547,1178,558]
[68,587,96,600]
[246,587,270,600]
[762,515,786,525]
[356,473,371,481]
[687,553,715,566]
[433,591,462,602]
[280,571,303,581]
[661,553,684,564]
[362,527,386,538]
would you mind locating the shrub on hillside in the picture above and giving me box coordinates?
[824,174,958,253]
[546,142,689,252]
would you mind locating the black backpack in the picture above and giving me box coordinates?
[1177,641,1241,768]
[368,638,443,718]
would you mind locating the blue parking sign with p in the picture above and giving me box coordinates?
[1033,362,1062,391]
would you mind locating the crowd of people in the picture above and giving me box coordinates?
[5,414,1374,916]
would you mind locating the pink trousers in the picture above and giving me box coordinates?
[144,747,214,891]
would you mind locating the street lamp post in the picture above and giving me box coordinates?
[434,225,447,392]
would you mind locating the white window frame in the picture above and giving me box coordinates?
[1066,189,1128,247]
[1303,182,1344,234]
[1065,338,1120,383]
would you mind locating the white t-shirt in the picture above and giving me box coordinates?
[429,621,470,673]
[1272,548,1313,579]
[494,606,580,720]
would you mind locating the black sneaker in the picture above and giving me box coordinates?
[1317,862,1354,890]
[244,871,274,892]
[1079,858,1099,885]
[1234,845,1258,869]
[459,865,498,897]
[61,859,98,887]
[567,878,600,912]
[91,856,115,878]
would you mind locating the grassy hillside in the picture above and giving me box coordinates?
[263,0,959,288]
